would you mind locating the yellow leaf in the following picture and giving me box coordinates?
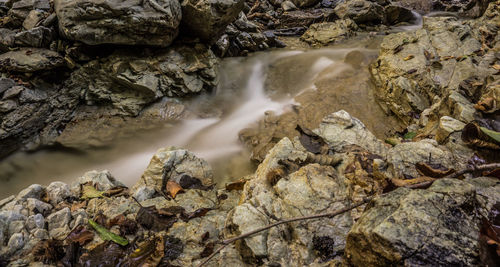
[166,181,183,199]
[403,55,414,61]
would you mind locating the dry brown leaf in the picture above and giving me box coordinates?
[71,201,87,212]
[225,178,248,191]
[491,64,500,70]
[166,181,183,199]
[403,55,414,61]
[66,225,95,245]
[474,97,496,112]
[441,55,455,60]
[415,162,454,178]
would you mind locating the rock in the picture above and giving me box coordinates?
[0,195,15,209]
[384,4,415,25]
[25,198,52,215]
[2,85,24,99]
[7,232,24,252]
[181,0,244,43]
[14,26,54,48]
[54,0,182,46]
[227,137,357,265]
[46,207,71,239]
[8,220,25,237]
[386,139,459,178]
[435,115,466,143]
[346,178,500,266]
[77,170,125,191]
[46,182,71,206]
[0,48,64,72]
[281,0,297,11]
[476,79,500,113]
[317,110,388,155]
[0,78,16,96]
[31,228,48,240]
[67,45,218,116]
[132,147,213,194]
[370,16,493,124]
[334,0,384,25]
[22,9,45,30]
[0,100,18,113]
[278,8,336,29]
[233,12,258,32]
[26,214,44,230]
[16,184,44,200]
[132,186,155,202]
[300,19,358,46]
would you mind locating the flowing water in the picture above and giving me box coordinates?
[0,18,425,197]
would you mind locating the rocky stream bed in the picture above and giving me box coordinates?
[0,0,500,266]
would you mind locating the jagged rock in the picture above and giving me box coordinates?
[77,170,125,191]
[384,4,415,25]
[7,232,24,252]
[370,16,495,125]
[25,198,52,215]
[278,8,337,28]
[334,0,384,25]
[394,0,491,18]
[226,137,357,265]
[0,48,64,72]
[281,0,297,11]
[67,45,218,115]
[46,182,71,206]
[0,78,16,96]
[16,184,44,200]
[54,0,182,46]
[132,147,213,195]
[22,9,45,30]
[14,26,54,47]
[346,177,500,266]
[435,115,466,143]
[181,0,244,43]
[300,19,358,46]
[46,207,71,239]
[25,214,44,231]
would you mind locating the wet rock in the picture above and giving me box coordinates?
[77,170,125,191]
[0,48,64,72]
[54,0,182,46]
[67,45,218,115]
[181,0,244,43]
[16,184,44,200]
[46,182,71,206]
[14,26,54,48]
[0,100,18,113]
[384,4,415,25]
[300,19,358,46]
[278,8,337,29]
[2,85,24,99]
[132,147,213,194]
[0,78,16,96]
[346,178,500,266]
[334,0,384,25]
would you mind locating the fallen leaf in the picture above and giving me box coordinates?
[441,55,455,60]
[60,242,81,267]
[296,125,329,154]
[403,131,417,140]
[407,68,417,74]
[403,55,414,61]
[225,178,248,191]
[424,50,433,60]
[385,137,401,146]
[415,162,454,178]
[78,241,128,266]
[70,201,87,212]
[462,122,500,150]
[393,44,404,54]
[88,219,128,246]
[161,235,184,264]
[66,225,94,245]
[166,181,184,199]
[108,214,138,235]
[491,64,500,70]
[178,174,212,190]
[103,187,128,197]
[201,231,210,242]
[180,208,213,222]
[474,97,495,112]
[479,203,500,266]
[81,184,106,200]
[133,198,178,231]
[483,168,500,179]
[480,127,500,143]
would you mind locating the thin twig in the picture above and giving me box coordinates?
[197,198,372,267]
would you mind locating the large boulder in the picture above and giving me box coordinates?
[180,0,244,43]
[67,44,218,116]
[393,0,491,18]
[370,16,496,125]
[54,0,182,46]
[0,48,64,72]
[346,177,500,266]
[334,0,385,25]
[300,19,358,46]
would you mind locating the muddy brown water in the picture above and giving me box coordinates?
[0,37,406,198]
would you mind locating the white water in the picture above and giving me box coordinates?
[0,50,348,197]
